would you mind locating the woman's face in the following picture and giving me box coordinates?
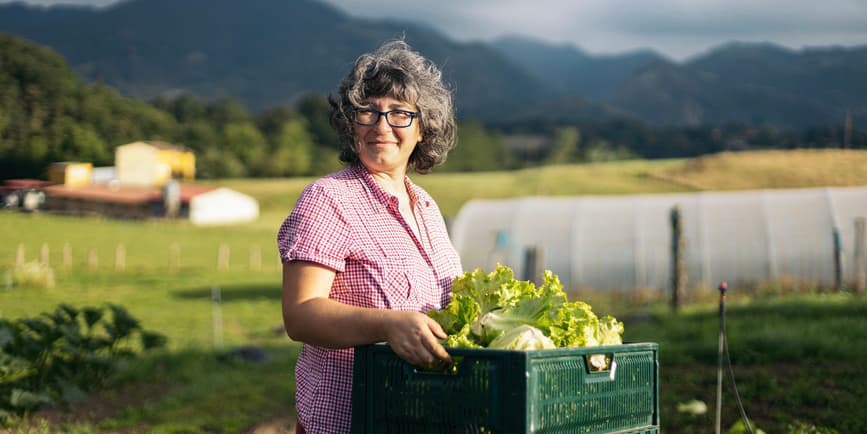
[353,95,422,175]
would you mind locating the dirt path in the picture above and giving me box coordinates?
[243,417,297,434]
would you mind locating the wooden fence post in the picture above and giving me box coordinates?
[250,245,262,272]
[88,248,98,270]
[40,243,50,266]
[169,242,181,273]
[16,243,25,267]
[63,242,72,270]
[670,206,686,311]
[115,243,126,272]
[854,217,866,294]
[522,245,543,284]
[217,244,230,271]
[832,227,843,291]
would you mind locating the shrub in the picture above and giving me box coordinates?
[0,303,167,423]
[10,262,55,289]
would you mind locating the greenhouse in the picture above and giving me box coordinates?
[450,186,867,291]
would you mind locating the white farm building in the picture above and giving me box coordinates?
[189,187,260,226]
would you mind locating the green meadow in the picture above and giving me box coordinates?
[2,150,866,433]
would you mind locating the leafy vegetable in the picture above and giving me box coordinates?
[488,325,555,350]
[428,264,624,350]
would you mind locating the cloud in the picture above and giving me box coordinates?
[593,0,866,35]
[2,0,864,60]
[0,0,116,6]
[320,0,867,59]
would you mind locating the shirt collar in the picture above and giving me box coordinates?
[351,163,431,208]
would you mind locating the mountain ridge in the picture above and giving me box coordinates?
[1,0,863,128]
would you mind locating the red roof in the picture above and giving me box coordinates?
[42,183,217,205]
[1,179,53,194]
[2,179,53,189]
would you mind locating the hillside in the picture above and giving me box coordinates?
[0,1,864,129]
[488,35,664,101]
[490,36,866,128]
[0,0,552,118]
[609,42,866,127]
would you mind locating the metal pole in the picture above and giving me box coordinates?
[212,285,224,350]
[715,281,728,434]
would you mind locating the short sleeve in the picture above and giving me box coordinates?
[276,183,351,272]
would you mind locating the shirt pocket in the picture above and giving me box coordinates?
[379,257,419,311]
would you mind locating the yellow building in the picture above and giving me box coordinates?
[48,162,93,187]
[115,141,195,187]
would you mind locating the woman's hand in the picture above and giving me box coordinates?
[383,310,452,367]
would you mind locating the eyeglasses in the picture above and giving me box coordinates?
[353,108,419,128]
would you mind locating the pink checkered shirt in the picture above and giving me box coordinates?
[276,163,463,434]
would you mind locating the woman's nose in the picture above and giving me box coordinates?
[374,113,392,132]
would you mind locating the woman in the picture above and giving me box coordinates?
[276,39,463,434]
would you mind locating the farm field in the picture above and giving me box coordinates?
[2,149,866,433]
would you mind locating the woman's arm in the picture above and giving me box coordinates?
[281,260,452,366]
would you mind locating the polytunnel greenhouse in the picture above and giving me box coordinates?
[450,186,867,291]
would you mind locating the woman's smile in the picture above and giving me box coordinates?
[354,95,422,175]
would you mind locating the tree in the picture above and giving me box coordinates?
[207,98,250,126]
[266,118,315,177]
[56,117,110,164]
[221,122,267,176]
[297,93,340,151]
[197,147,247,179]
[153,93,208,123]
[545,126,580,164]
[180,120,220,153]
[441,120,506,171]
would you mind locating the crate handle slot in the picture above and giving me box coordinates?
[584,353,617,382]
[407,355,464,376]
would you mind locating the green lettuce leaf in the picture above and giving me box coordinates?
[488,325,555,350]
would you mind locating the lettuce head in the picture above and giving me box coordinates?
[428,264,624,351]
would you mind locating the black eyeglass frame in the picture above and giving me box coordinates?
[353,108,420,128]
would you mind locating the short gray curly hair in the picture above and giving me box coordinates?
[329,39,456,174]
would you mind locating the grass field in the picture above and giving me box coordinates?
[2,149,866,433]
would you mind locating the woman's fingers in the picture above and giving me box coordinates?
[425,320,452,363]
[386,311,452,366]
[429,319,447,340]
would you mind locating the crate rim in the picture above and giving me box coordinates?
[363,341,658,357]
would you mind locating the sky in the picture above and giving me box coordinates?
[1,0,865,61]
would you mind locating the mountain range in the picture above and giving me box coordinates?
[1,0,864,129]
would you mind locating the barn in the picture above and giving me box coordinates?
[115,141,196,187]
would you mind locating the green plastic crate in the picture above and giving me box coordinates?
[351,342,659,434]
